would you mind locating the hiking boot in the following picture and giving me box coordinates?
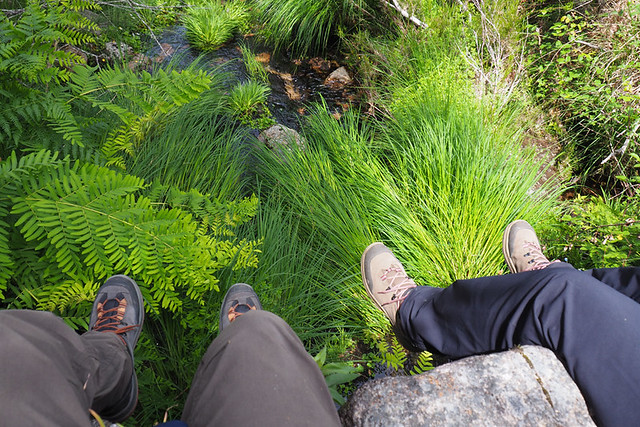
[219,283,262,331]
[502,220,558,274]
[89,275,144,422]
[361,242,417,326]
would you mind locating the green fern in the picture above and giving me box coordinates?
[410,351,434,375]
[377,336,408,372]
[0,150,260,315]
[67,65,212,167]
[150,183,259,236]
[0,1,211,161]
[0,0,98,85]
[0,0,96,148]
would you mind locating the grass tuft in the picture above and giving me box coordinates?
[228,80,271,116]
[183,0,249,51]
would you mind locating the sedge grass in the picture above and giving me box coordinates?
[250,91,560,333]
[183,0,249,51]
[228,81,271,116]
[239,43,269,82]
[253,0,378,57]
[129,89,249,200]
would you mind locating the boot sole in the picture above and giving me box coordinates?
[361,242,394,323]
[502,220,519,274]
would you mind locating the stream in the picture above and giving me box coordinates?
[146,27,360,131]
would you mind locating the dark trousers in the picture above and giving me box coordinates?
[397,263,640,427]
[0,309,340,426]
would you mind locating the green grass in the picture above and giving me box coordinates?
[247,79,559,332]
[240,43,269,82]
[228,80,271,116]
[128,88,249,200]
[253,0,380,57]
[183,0,249,51]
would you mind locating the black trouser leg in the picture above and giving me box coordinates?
[0,310,132,426]
[397,263,640,426]
[181,310,340,427]
[584,266,640,302]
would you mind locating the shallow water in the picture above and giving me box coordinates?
[147,27,360,130]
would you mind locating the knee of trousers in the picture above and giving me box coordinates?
[530,267,587,300]
[220,310,297,346]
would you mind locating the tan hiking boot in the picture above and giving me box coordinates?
[503,220,558,274]
[361,242,417,325]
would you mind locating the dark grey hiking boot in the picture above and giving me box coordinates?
[219,283,262,331]
[361,242,417,326]
[502,220,558,274]
[89,275,144,422]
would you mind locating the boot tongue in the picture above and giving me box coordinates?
[234,304,252,314]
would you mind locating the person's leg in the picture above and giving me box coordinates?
[0,311,131,426]
[182,285,340,427]
[583,266,640,302]
[396,263,640,426]
[0,275,143,426]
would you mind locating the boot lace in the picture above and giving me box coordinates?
[523,241,560,271]
[379,266,417,307]
[92,297,139,335]
[227,303,256,324]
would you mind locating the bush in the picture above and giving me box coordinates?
[543,192,640,269]
[525,1,640,190]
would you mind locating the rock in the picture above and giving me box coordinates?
[340,346,595,426]
[105,41,132,60]
[128,53,151,71]
[309,57,333,72]
[154,43,175,63]
[258,124,305,157]
[324,66,352,89]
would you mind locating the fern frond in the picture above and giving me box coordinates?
[4,152,260,314]
[150,183,259,237]
[410,351,434,375]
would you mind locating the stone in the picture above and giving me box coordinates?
[324,66,352,89]
[105,41,132,60]
[339,346,595,426]
[128,53,151,71]
[258,124,305,157]
[154,43,175,63]
[309,57,333,72]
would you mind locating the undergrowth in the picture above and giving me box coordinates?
[525,0,640,191]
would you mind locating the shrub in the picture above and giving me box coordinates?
[543,192,640,270]
[525,1,640,190]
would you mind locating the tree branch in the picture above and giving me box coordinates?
[382,0,428,29]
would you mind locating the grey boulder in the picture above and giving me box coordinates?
[340,345,595,426]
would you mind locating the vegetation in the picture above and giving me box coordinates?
[182,0,249,51]
[252,0,381,56]
[228,80,275,128]
[1,0,638,423]
[525,0,640,190]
